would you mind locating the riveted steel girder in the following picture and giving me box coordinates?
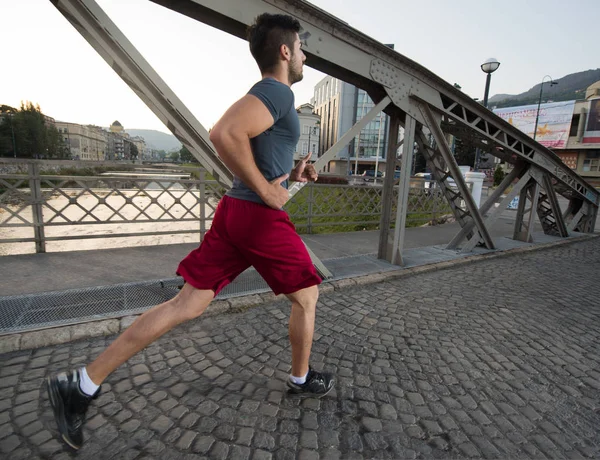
[447,163,528,250]
[149,0,598,212]
[389,113,417,265]
[418,103,494,250]
[52,0,234,189]
[51,0,598,270]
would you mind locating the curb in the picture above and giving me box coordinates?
[1,233,598,355]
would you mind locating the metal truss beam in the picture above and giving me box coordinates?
[447,162,527,250]
[577,203,597,233]
[461,167,533,253]
[514,178,541,243]
[150,0,599,210]
[418,103,494,250]
[288,96,391,197]
[414,130,473,232]
[436,97,597,206]
[51,0,597,255]
[537,174,569,237]
[566,207,586,233]
[52,0,233,188]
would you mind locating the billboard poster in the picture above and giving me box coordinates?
[583,99,600,144]
[493,101,576,149]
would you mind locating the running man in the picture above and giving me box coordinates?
[46,13,335,450]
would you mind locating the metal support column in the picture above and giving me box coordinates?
[514,180,540,242]
[390,114,417,265]
[28,163,46,253]
[590,202,598,232]
[378,115,401,259]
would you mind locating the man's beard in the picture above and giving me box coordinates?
[288,58,304,85]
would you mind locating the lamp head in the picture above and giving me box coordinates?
[481,58,501,74]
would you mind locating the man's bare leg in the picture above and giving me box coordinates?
[87,283,214,384]
[46,283,215,449]
[285,284,334,396]
[286,285,319,377]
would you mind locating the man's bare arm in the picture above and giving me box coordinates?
[209,95,289,209]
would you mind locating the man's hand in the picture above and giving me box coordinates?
[260,174,290,209]
[290,152,319,183]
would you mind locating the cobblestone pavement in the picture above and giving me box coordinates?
[1,239,600,460]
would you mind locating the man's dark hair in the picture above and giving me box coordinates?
[247,13,301,74]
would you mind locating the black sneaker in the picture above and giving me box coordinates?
[46,369,100,450]
[286,367,335,398]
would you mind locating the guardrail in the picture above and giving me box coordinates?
[0,160,451,254]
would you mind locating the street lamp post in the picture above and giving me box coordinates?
[533,75,558,141]
[474,58,500,171]
[10,116,17,158]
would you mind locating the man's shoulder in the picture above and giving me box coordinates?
[248,78,294,120]
[249,78,292,97]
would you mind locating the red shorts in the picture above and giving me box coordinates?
[177,196,322,296]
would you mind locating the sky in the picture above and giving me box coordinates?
[2,0,598,133]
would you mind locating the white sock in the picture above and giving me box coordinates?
[290,371,309,385]
[79,367,100,396]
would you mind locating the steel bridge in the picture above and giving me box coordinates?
[51,0,599,272]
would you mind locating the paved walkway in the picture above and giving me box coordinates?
[1,238,600,459]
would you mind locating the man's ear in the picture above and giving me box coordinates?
[280,43,291,62]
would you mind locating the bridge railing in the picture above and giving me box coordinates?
[0,159,451,254]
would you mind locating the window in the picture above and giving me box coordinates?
[303,125,310,135]
[302,142,309,155]
[312,143,317,155]
[583,159,599,172]
[570,114,580,137]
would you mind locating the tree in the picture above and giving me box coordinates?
[169,151,180,162]
[0,102,66,158]
[152,149,166,161]
[45,125,69,159]
[179,146,198,163]
[130,143,139,160]
[0,109,17,157]
[493,164,505,186]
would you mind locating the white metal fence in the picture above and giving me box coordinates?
[0,159,450,254]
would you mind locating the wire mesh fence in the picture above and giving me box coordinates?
[0,253,399,335]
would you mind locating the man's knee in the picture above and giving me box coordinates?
[172,284,215,320]
[286,285,319,311]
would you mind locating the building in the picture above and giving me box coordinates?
[313,75,391,175]
[556,88,600,184]
[55,122,107,161]
[109,120,127,159]
[493,81,600,185]
[295,104,321,160]
[128,136,148,160]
